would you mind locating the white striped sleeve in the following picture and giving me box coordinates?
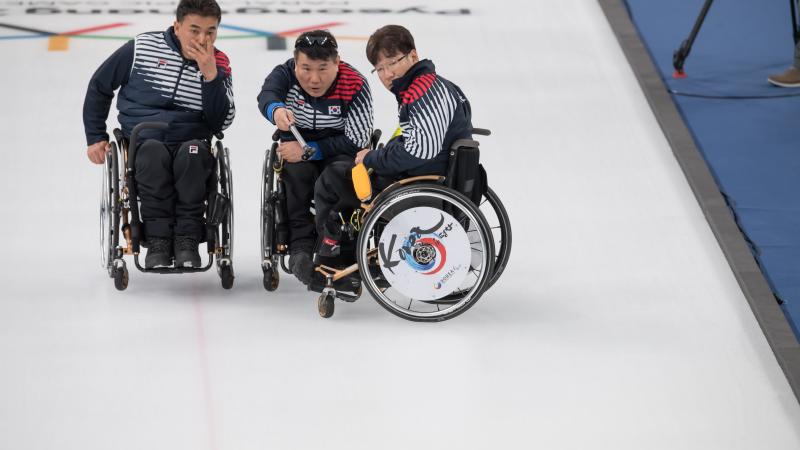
[221,74,235,131]
[344,81,374,148]
[402,81,458,160]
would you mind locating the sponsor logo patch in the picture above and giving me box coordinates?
[157,59,167,69]
[189,145,199,154]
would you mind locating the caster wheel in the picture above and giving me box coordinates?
[262,266,279,291]
[318,292,335,318]
[113,266,128,291]
[352,282,362,300]
[220,265,234,289]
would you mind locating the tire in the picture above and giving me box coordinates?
[262,265,279,291]
[220,264,234,289]
[261,145,277,267]
[217,142,234,263]
[318,292,335,318]
[481,187,512,289]
[356,184,495,322]
[100,143,120,272]
[113,265,128,291]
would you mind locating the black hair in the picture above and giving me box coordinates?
[293,30,339,62]
[366,25,416,65]
[176,0,222,23]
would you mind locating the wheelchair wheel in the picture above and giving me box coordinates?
[318,291,335,318]
[217,141,234,256]
[357,184,495,322]
[260,144,278,288]
[480,187,512,289]
[220,263,234,289]
[216,142,234,269]
[262,265,279,291]
[100,142,120,273]
[113,263,128,291]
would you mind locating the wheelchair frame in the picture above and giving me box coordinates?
[259,127,511,321]
[100,122,235,290]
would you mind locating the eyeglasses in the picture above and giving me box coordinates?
[371,53,409,75]
[295,35,337,49]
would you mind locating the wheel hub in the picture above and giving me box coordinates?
[413,242,436,265]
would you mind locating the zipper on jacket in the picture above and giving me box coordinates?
[312,96,317,129]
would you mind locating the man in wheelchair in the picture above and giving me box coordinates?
[83,0,235,269]
[257,29,374,285]
[314,25,473,260]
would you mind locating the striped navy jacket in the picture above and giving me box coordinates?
[257,58,373,159]
[83,27,235,147]
[364,59,473,177]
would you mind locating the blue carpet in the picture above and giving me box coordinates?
[623,0,800,334]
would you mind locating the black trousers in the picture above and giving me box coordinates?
[135,139,214,240]
[314,160,396,235]
[283,155,353,254]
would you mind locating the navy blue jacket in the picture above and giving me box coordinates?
[83,27,235,146]
[257,59,373,159]
[364,60,472,177]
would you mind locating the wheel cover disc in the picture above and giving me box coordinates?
[377,207,470,300]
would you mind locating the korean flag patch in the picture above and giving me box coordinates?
[189,145,199,154]
[328,105,341,115]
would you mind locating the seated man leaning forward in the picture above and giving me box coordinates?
[314,24,473,257]
[257,29,374,285]
[83,0,235,269]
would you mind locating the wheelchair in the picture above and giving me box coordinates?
[260,128,511,322]
[99,122,235,291]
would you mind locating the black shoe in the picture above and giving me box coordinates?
[174,235,201,268]
[289,251,314,285]
[318,236,341,258]
[145,237,173,269]
[318,214,343,258]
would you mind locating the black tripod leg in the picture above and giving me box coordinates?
[672,0,715,77]
[791,0,799,44]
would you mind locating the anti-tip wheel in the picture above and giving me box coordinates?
[220,264,234,289]
[262,266,279,291]
[317,292,335,318]
[113,266,129,291]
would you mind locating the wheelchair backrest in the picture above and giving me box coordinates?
[446,136,487,205]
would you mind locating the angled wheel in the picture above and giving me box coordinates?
[100,142,120,273]
[262,264,279,291]
[216,142,234,265]
[357,184,494,322]
[260,144,278,276]
[318,292,335,318]
[479,187,512,289]
[220,264,234,289]
[113,263,128,291]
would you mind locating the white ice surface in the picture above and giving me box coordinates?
[0,1,799,449]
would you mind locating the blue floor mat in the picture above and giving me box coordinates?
[623,0,800,332]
